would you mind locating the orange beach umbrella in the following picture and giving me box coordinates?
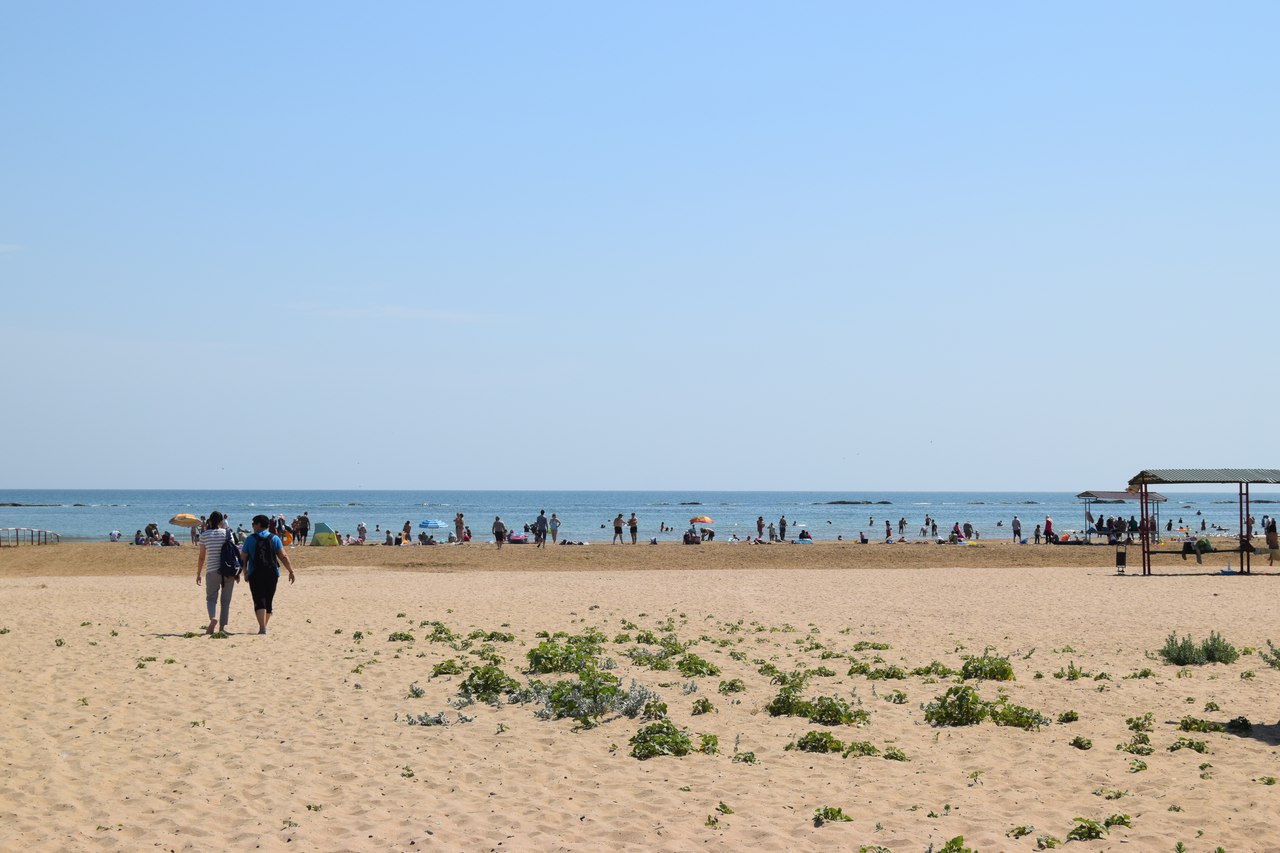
[689,516,714,525]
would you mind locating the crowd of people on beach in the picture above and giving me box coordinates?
[115,503,1270,557]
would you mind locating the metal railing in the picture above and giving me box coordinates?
[0,528,61,546]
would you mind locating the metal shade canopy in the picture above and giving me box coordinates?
[1129,469,1280,486]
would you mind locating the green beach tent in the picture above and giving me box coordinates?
[311,522,339,546]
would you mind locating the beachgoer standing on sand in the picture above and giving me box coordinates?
[757,516,765,538]
[1266,518,1279,566]
[1012,516,1021,542]
[628,513,639,544]
[779,516,788,541]
[196,511,237,635]
[550,513,560,543]
[493,516,507,549]
[1044,517,1054,543]
[357,521,367,541]
[885,520,892,539]
[454,513,465,542]
[768,522,776,541]
[1034,524,1042,545]
[613,514,625,544]
[299,512,310,545]
[534,510,549,548]
[240,514,295,635]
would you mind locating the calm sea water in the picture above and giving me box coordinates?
[0,489,1270,543]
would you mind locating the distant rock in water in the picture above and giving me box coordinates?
[0,502,59,507]
[679,502,703,505]
[820,500,892,505]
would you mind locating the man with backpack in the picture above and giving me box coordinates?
[240,514,297,635]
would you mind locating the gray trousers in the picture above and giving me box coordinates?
[205,570,236,626]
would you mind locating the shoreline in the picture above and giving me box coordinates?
[2,538,1266,579]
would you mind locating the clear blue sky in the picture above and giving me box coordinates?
[3,2,1276,490]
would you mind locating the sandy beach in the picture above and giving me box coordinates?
[3,542,1279,851]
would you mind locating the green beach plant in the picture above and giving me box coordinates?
[526,638,600,674]
[1168,737,1208,753]
[988,697,1050,731]
[807,695,866,726]
[961,653,1015,681]
[431,659,464,677]
[629,720,693,760]
[677,653,719,677]
[1178,716,1223,733]
[910,660,957,678]
[640,700,668,721]
[1226,715,1252,734]
[538,669,624,727]
[787,731,844,753]
[922,685,988,727]
[812,806,853,826]
[458,665,519,703]
[1201,631,1239,664]
[936,838,975,853]
[1065,818,1106,841]
[842,740,880,758]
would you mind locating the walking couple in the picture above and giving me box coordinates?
[197,512,297,635]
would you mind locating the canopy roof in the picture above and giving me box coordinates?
[1128,469,1280,486]
[1078,490,1166,502]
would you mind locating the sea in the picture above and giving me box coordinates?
[2,489,1274,543]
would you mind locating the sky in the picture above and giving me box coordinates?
[2,2,1277,491]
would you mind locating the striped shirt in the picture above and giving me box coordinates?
[200,528,231,574]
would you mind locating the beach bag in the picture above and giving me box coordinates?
[218,529,242,578]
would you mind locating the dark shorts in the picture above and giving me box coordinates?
[495,532,504,543]
[614,527,623,535]
[249,571,279,613]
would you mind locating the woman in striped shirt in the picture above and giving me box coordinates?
[196,511,238,635]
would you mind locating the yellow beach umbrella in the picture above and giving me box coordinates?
[169,513,201,528]
[689,515,714,525]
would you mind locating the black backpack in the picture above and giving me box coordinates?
[250,531,277,577]
[218,529,242,578]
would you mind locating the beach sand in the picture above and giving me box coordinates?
[2,542,1278,851]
